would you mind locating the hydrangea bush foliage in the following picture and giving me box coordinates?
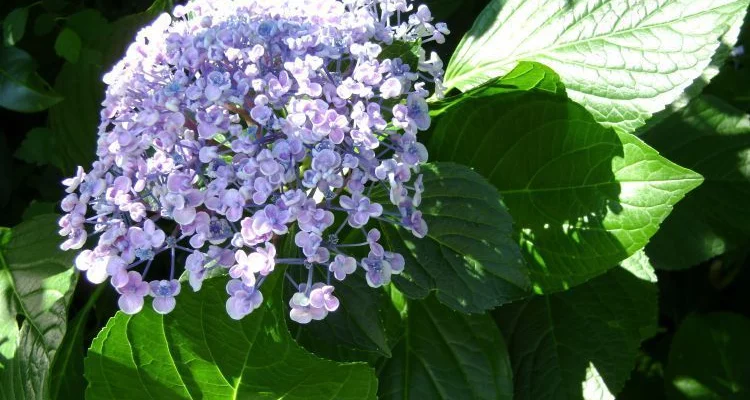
[2,0,750,399]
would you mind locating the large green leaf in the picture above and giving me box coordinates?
[494,251,658,400]
[85,272,378,399]
[443,0,750,133]
[429,62,703,293]
[665,312,750,399]
[0,47,62,113]
[644,96,750,269]
[373,162,530,312]
[379,294,513,400]
[0,215,77,400]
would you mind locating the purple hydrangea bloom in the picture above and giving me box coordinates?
[57,0,445,322]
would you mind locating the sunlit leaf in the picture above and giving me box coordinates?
[444,0,750,133]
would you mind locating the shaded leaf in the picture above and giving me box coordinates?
[379,295,513,400]
[666,312,750,399]
[429,62,703,292]
[54,28,82,64]
[494,251,658,400]
[295,271,397,359]
[372,162,530,312]
[644,95,750,269]
[32,13,55,36]
[15,127,61,168]
[0,47,62,113]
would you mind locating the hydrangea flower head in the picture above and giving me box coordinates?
[58,0,446,322]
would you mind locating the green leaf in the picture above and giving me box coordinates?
[444,0,750,133]
[494,251,658,400]
[665,312,750,399]
[378,39,421,71]
[15,127,62,169]
[295,271,396,359]
[0,215,77,400]
[641,3,748,129]
[49,9,161,173]
[3,7,29,46]
[379,295,513,400]
[33,13,55,36]
[0,46,62,113]
[54,28,82,63]
[703,7,750,111]
[49,285,105,400]
[644,96,750,270]
[428,62,703,292]
[21,201,57,221]
[65,9,111,46]
[85,272,378,399]
[372,162,530,312]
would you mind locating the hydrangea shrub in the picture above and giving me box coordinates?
[2,0,748,398]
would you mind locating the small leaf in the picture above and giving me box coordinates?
[372,162,530,313]
[494,251,659,400]
[665,313,750,399]
[644,95,750,270]
[3,7,29,46]
[444,0,750,133]
[379,295,513,400]
[85,272,378,399]
[428,62,703,292]
[0,215,78,400]
[0,46,62,112]
[15,127,61,168]
[54,28,82,63]
[65,9,111,46]
[33,13,56,36]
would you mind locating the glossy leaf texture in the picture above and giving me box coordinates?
[372,162,530,312]
[379,294,514,400]
[428,62,703,293]
[85,272,378,400]
[644,95,750,270]
[0,47,62,113]
[494,251,658,400]
[443,0,750,133]
[0,215,77,400]
[665,312,750,399]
